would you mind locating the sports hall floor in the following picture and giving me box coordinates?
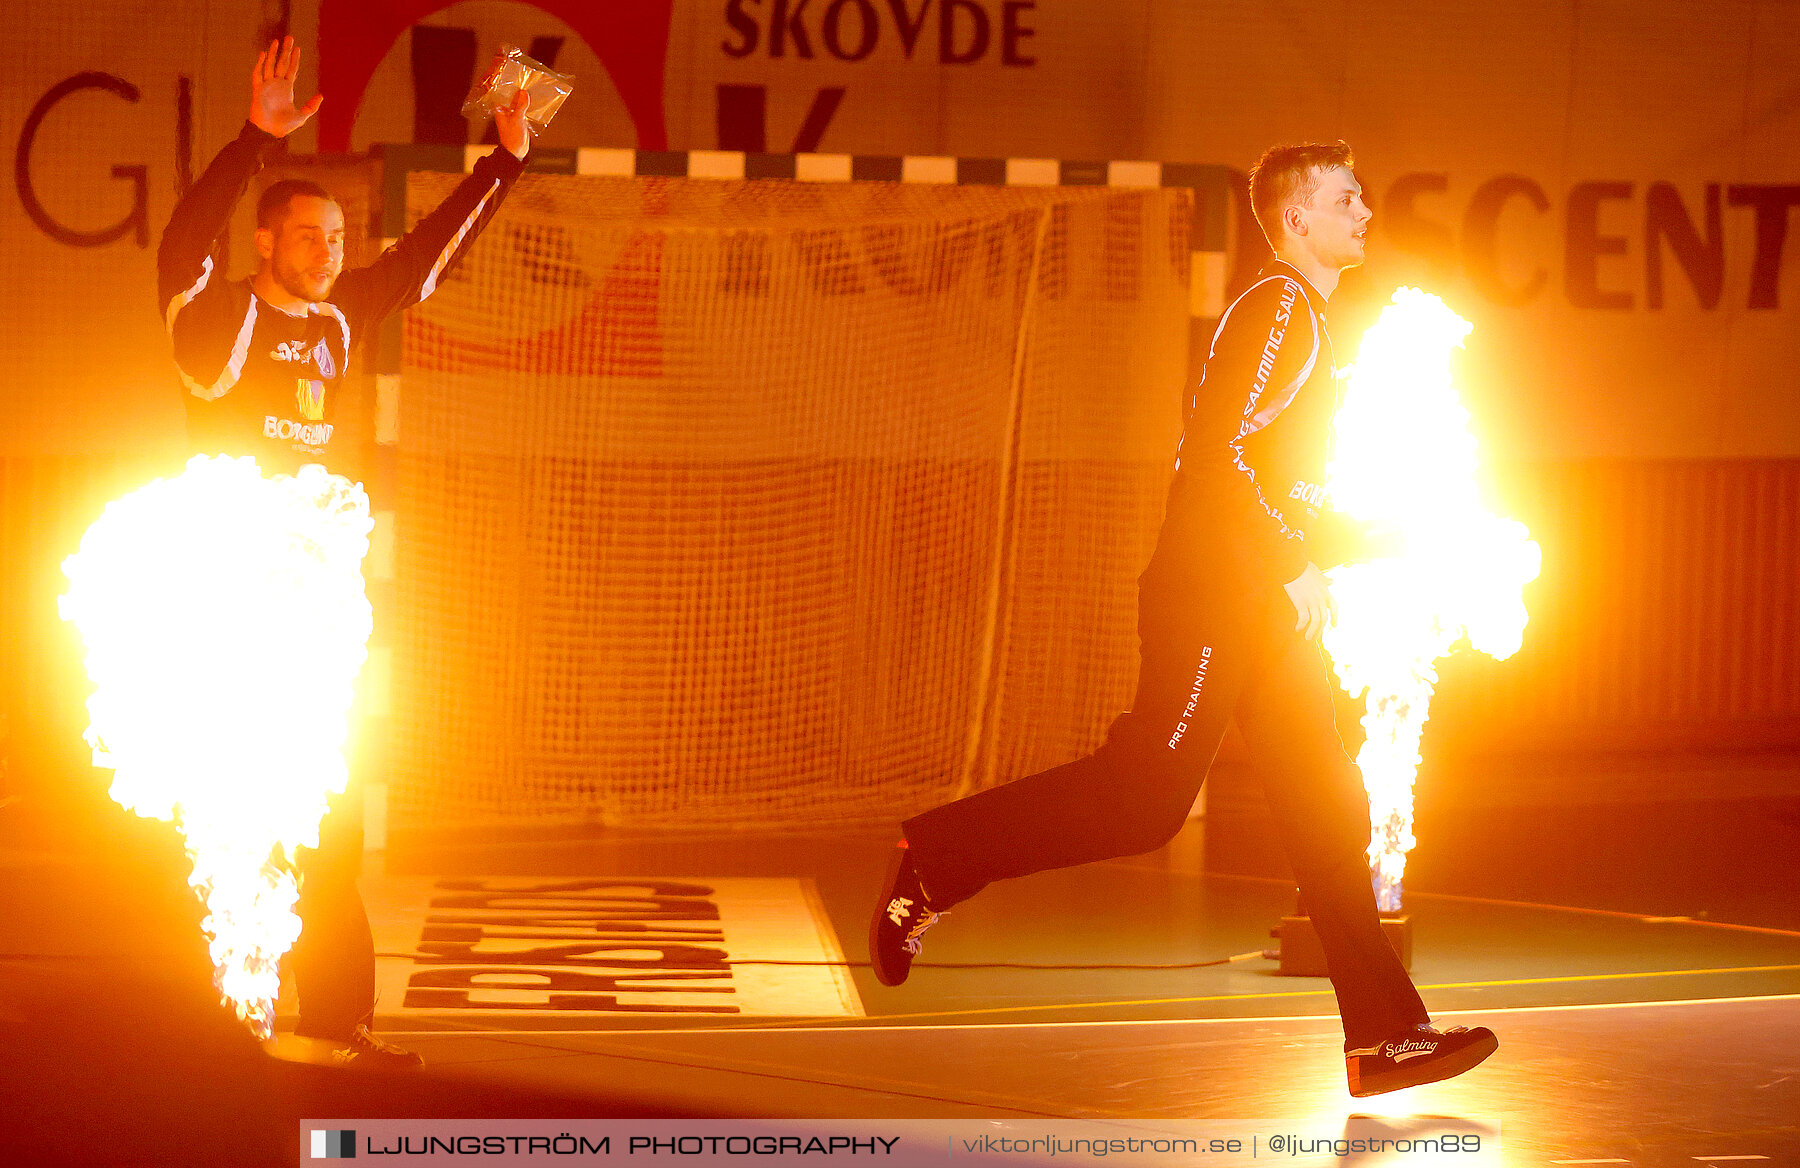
[1,754,1797,1166]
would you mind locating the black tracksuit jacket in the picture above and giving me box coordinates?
[1172,258,1357,589]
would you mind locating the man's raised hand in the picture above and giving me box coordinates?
[493,89,532,161]
[250,36,324,139]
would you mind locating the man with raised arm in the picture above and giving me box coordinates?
[870,143,1498,1098]
[157,36,532,1069]
[160,35,530,476]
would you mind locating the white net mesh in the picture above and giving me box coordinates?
[392,171,1191,830]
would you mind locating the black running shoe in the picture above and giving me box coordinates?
[868,842,945,987]
[1346,1024,1497,1097]
[273,1024,424,1070]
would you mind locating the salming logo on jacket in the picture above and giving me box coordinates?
[157,122,526,476]
[1173,260,1343,588]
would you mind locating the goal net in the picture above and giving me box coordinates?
[390,168,1193,831]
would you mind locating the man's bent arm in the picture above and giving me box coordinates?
[157,123,278,328]
[1225,431,1310,589]
[332,147,527,334]
[1191,279,1313,589]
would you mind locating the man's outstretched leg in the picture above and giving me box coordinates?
[1236,614,1496,1095]
[869,561,1261,985]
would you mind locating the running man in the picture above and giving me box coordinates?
[870,143,1498,1098]
[157,36,533,1068]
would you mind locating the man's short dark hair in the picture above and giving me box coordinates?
[256,179,337,232]
[1248,142,1355,249]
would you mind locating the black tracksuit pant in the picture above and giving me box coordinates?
[289,782,377,1039]
[903,488,1429,1050]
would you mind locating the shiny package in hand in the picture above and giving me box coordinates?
[461,45,574,137]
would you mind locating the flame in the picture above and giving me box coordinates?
[1322,289,1540,911]
[59,455,373,1037]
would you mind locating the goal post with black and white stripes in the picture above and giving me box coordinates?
[342,143,1231,839]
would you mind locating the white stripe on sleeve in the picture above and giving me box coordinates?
[417,180,499,304]
[163,255,214,334]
